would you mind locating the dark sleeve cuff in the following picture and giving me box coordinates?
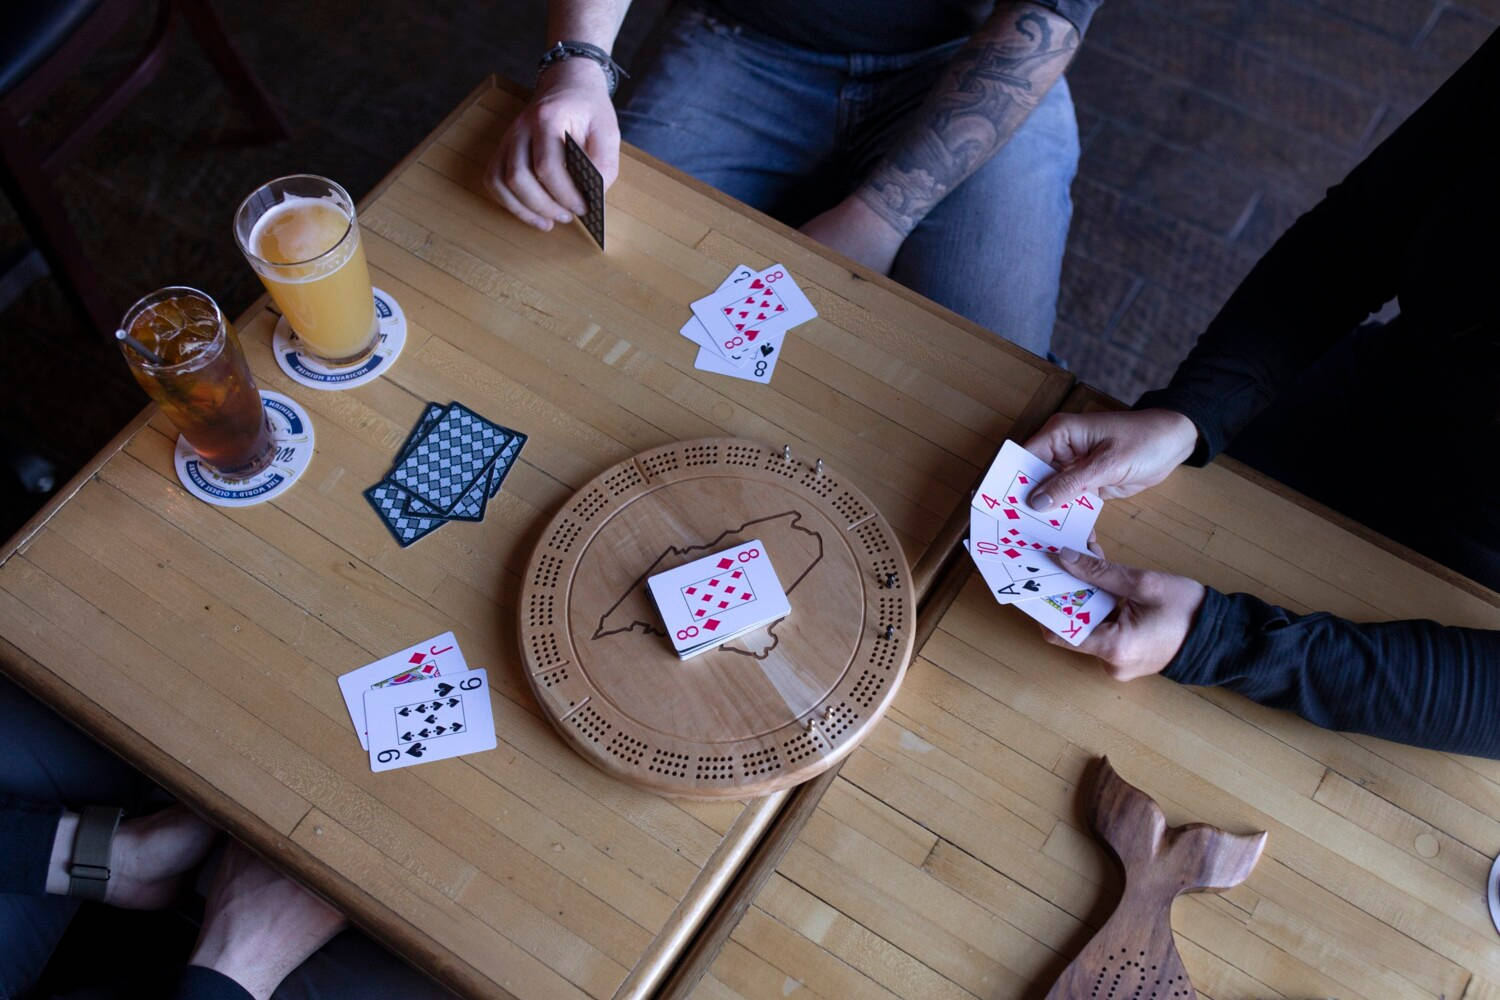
[0,794,63,895]
[174,966,256,1000]
[1039,0,1100,35]
[1161,586,1236,684]
[1132,390,1222,467]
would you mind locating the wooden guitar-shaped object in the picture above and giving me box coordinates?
[1045,757,1267,1000]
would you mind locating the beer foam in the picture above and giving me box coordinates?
[249,196,355,279]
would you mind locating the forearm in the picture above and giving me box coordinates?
[545,0,632,51]
[1165,588,1500,758]
[854,2,1079,236]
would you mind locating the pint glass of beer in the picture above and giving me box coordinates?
[234,174,378,366]
[120,287,275,480]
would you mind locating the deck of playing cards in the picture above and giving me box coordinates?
[364,401,526,547]
[679,263,818,386]
[337,632,497,772]
[967,441,1118,645]
[646,539,791,659]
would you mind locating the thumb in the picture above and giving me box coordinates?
[1056,548,1141,597]
[1029,455,1107,512]
[587,119,621,189]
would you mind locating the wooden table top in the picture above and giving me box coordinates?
[0,78,1069,1000]
[688,388,1500,1000]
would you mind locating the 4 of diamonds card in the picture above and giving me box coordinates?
[646,539,790,656]
[971,440,1101,554]
[338,632,468,749]
[364,669,497,772]
[689,264,815,365]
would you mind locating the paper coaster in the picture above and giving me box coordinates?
[1489,852,1500,937]
[272,287,406,391]
[174,391,314,507]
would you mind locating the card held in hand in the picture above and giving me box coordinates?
[971,440,1101,553]
[647,539,791,657]
[363,668,496,772]
[564,132,605,250]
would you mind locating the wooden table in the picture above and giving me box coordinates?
[685,387,1500,1000]
[0,78,1068,1000]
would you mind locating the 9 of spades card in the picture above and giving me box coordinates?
[363,669,497,772]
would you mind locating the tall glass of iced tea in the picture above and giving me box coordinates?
[233,174,378,366]
[120,287,275,480]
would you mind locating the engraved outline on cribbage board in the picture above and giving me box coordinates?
[589,509,823,661]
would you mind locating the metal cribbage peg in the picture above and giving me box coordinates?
[883,624,894,641]
[883,572,897,589]
[815,458,824,474]
[782,444,792,462]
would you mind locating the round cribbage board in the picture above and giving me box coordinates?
[518,438,916,798]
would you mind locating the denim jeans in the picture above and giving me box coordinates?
[619,2,1080,359]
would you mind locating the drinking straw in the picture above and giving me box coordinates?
[115,328,166,366]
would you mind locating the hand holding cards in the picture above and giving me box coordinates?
[647,539,790,658]
[337,632,497,771]
[968,441,1117,645]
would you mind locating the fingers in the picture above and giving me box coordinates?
[1086,530,1104,559]
[1030,451,1111,511]
[532,129,587,217]
[1021,412,1076,468]
[486,139,555,231]
[504,139,575,225]
[1057,548,1146,599]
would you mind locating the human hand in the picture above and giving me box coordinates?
[1023,408,1200,511]
[799,195,905,275]
[188,841,347,1000]
[1042,548,1205,681]
[485,58,620,230]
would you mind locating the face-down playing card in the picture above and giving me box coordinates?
[971,440,1101,552]
[564,132,605,250]
[363,669,496,772]
[388,402,512,515]
[647,539,791,655]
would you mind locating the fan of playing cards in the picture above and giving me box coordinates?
[647,539,791,658]
[680,263,818,385]
[966,441,1119,645]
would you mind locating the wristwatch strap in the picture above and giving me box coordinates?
[68,805,123,901]
[537,40,629,96]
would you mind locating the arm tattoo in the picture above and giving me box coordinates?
[856,4,1080,236]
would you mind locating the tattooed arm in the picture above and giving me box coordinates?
[800,3,1081,273]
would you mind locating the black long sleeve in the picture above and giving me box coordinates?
[172,966,255,1000]
[1164,588,1500,758]
[1137,30,1498,464]
[0,792,61,894]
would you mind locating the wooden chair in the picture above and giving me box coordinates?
[0,0,288,338]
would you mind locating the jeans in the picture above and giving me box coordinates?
[0,676,450,1000]
[619,2,1080,359]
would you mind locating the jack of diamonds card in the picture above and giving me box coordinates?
[338,632,468,749]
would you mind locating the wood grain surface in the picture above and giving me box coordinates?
[0,77,1070,1000]
[520,438,916,799]
[687,385,1500,1000]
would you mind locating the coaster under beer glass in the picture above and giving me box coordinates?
[234,174,379,367]
[119,287,275,481]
